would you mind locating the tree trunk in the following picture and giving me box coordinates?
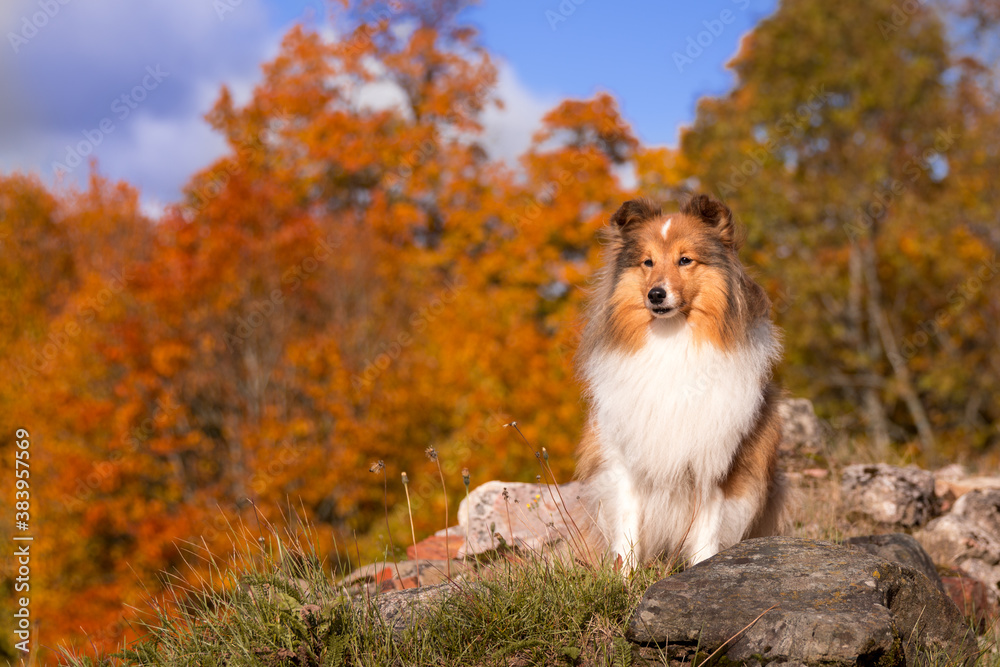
[860,241,937,457]
[848,244,891,455]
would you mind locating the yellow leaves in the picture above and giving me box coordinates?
[635,146,680,198]
[898,235,922,261]
[953,229,991,264]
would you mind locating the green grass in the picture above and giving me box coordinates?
[56,471,1000,666]
[56,523,1000,667]
[58,527,670,667]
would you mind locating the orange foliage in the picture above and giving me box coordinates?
[5,0,997,660]
[0,2,635,658]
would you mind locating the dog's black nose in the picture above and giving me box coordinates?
[647,287,666,305]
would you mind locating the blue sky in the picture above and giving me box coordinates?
[0,0,776,214]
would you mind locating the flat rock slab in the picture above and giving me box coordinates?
[933,465,1000,509]
[406,531,464,561]
[457,480,583,556]
[628,537,976,666]
[340,559,468,594]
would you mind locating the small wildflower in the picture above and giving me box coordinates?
[424,446,438,461]
[401,471,409,485]
[542,447,549,462]
[502,487,509,502]
[369,460,384,474]
[462,467,470,487]
[535,474,541,483]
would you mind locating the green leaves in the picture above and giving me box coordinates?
[678,0,998,454]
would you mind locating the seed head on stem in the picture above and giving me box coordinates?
[369,459,400,587]
[426,445,450,578]
[461,467,471,563]
[501,486,514,552]
[401,471,419,586]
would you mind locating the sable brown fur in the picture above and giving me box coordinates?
[573,193,786,569]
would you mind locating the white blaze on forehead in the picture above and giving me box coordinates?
[660,218,672,239]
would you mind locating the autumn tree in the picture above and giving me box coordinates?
[677,0,998,459]
[7,0,1000,659]
[0,1,639,654]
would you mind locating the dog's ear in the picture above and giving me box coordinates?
[682,194,741,249]
[610,198,662,231]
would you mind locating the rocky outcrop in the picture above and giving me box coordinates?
[777,397,827,452]
[333,457,1000,655]
[340,559,470,595]
[405,526,464,561]
[844,532,944,591]
[841,463,937,527]
[940,574,1000,633]
[933,464,1000,512]
[916,489,1000,594]
[361,583,454,635]
[456,480,583,557]
[628,537,976,667]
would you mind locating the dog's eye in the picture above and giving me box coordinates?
[678,256,693,266]
[642,258,654,267]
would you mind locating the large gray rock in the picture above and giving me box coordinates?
[845,533,944,592]
[456,480,584,557]
[841,463,937,527]
[916,489,1000,592]
[628,537,976,666]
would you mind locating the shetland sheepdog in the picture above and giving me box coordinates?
[575,194,785,572]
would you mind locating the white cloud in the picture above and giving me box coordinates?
[611,161,638,191]
[479,61,557,164]
[0,4,558,213]
[0,0,277,209]
[104,111,229,204]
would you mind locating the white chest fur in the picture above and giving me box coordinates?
[583,318,779,487]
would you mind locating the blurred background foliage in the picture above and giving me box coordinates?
[1,0,999,657]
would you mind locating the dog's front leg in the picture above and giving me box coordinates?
[608,461,641,574]
[686,486,724,565]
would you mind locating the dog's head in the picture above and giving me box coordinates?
[604,194,741,322]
